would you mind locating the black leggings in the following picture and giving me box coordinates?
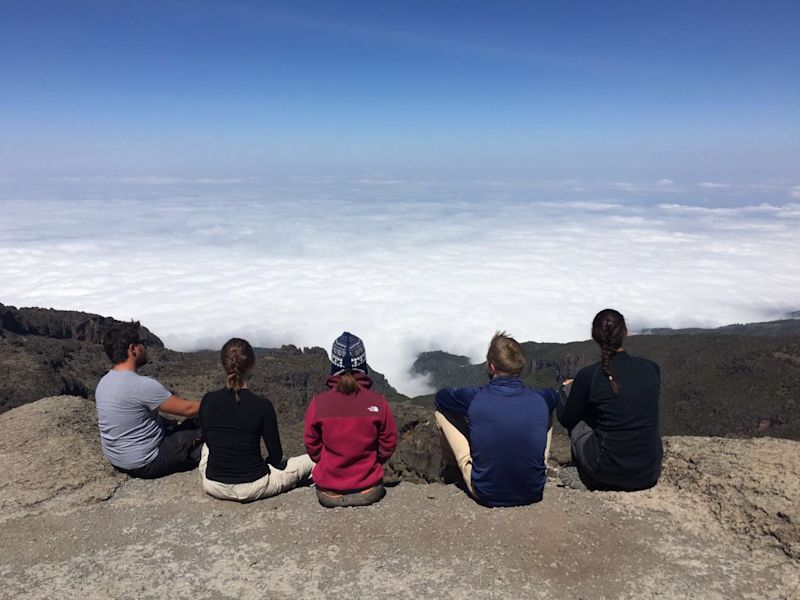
[569,421,657,492]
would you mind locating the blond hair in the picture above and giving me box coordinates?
[336,371,361,395]
[486,331,526,376]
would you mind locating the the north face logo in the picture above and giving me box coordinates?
[367,405,379,413]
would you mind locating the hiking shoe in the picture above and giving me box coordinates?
[559,466,588,491]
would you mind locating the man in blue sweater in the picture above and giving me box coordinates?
[434,332,558,507]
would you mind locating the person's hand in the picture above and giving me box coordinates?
[562,378,573,386]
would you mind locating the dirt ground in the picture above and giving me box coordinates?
[1,396,798,599]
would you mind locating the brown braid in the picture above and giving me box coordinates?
[221,338,255,402]
[591,309,627,396]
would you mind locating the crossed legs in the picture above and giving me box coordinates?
[199,444,314,502]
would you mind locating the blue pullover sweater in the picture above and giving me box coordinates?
[435,376,558,507]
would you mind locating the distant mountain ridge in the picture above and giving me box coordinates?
[0,303,163,346]
[637,317,800,337]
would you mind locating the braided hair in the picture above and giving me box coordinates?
[591,308,627,396]
[221,338,255,402]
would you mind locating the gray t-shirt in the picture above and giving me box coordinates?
[95,370,171,469]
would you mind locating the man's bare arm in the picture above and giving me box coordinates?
[158,395,200,418]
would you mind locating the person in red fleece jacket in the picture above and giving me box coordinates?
[304,332,398,508]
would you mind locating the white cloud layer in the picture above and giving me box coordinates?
[2,182,799,395]
[697,181,731,189]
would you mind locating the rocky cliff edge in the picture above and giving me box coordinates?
[0,396,798,599]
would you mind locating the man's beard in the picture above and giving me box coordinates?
[135,350,148,368]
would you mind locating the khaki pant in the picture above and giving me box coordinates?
[435,410,554,498]
[199,444,314,502]
[434,410,477,497]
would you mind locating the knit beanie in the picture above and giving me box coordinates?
[330,331,368,376]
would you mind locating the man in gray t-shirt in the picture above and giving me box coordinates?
[96,370,172,469]
[96,322,201,478]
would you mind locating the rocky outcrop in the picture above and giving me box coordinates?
[0,395,123,521]
[4,396,798,554]
[0,395,441,519]
[383,403,443,483]
[610,436,800,560]
[1,396,797,599]
[0,302,163,346]
[0,303,161,412]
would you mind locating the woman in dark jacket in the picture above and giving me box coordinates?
[199,338,313,501]
[304,332,398,508]
[557,309,662,491]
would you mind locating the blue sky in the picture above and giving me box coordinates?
[1,0,798,183]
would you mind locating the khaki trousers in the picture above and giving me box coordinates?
[435,410,554,498]
[199,444,314,502]
[434,410,477,497]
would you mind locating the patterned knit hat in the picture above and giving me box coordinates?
[330,331,368,376]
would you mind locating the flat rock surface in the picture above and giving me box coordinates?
[1,397,798,599]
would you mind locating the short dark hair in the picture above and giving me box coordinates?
[103,321,142,364]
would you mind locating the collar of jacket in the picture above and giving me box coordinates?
[488,375,524,389]
[326,372,374,390]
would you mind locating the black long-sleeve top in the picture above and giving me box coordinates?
[557,351,662,489]
[199,388,284,484]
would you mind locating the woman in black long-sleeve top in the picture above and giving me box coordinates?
[198,338,313,501]
[557,308,662,491]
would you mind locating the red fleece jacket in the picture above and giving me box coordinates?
[304,373,397,493]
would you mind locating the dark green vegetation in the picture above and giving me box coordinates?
[412,328,800,441]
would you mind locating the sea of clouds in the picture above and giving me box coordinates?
[1,176,799,395]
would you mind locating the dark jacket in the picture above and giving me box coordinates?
[557,351,662,490]
[199,387,283,484]
[435,376,558,507]
[304,373,397,493]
